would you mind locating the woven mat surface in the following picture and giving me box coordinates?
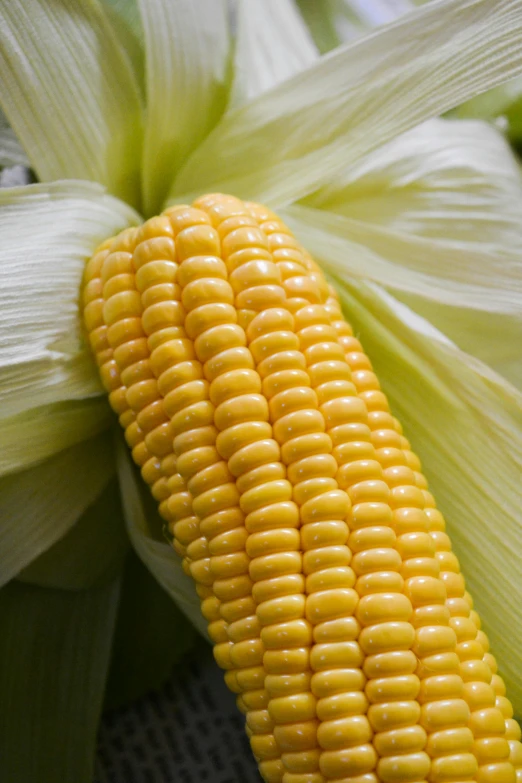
[96,642,261,783]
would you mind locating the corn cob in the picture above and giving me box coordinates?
[82,193,520,783]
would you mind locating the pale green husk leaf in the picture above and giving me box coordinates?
[172,0,522,207]
[288,206,522,390]
[285,118,522,385]
[0,0,143,206]
[337,279,522,712]
[0,577,120,783]
[1,398,111,477]
[0,181,139,435]
[306,118,522,247]
[298,0,415,50]
[101,0,145,92]
[0,432,115,587]
[104,550,196,709]
[18,477,129,590]
[454,75,522,141]
[396,300,522,391]
[296,0,344,52]
[230,0,317,108]
[138,0,231,215]
[301,1,522,141]
[116,438,206,635]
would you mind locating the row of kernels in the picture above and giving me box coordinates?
[423,502,519,783]
[254,211,327,317]
[294,302,423,783]
[211,214,291,773]
[361,324,521,783]
[291,306,377,782]
[328,292,460,780]
[349,503,427,783]
[132,219,181,456]
[87,237,142,434]
[252,301,359,782]
[247,214,386,782]
[204,199,328,780]
[327,295,512,783]
[83,230,197,575]
[427,504,512,702]
[248,306,328,781]
[342,348,476,783]
[120,205,273,776]
[86,231,173,500]
[194,195,289,783]
[153,209,236,598]
[216,208,315,783]
[82,240,146,463]
[102,215,276,773]
[166,211,265,710]
[83,243,123,395]
[475,646,522,780]
[257,223,380,783]
[128,220,197,565]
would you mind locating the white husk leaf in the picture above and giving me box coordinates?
[138,0,230,214]
[0,432,114,587]
[172,0,522,206]
[0,0,143,206]
[116,439,206,635]
[0,181,139,437]
[230,0,317,107]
